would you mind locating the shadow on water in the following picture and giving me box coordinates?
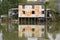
[0,21,60,40]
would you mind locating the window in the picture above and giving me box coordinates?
[23,11,25,14]
[32,11,35,14]
[47,10,51,14]
[32,6,34,9]
[42,11,44,14]
[23,28,25,32]
[13,10,18,13]
[47,10,51,17]
[32,28,35,32]
[42,5,44,9]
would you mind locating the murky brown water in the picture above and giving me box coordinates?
[0,22,60,40]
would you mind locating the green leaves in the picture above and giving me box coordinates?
[0,0,18,15]
[18,0,27,3]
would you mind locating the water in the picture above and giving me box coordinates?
[0,22,60,40]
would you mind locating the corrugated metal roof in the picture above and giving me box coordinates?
[9,8,18,11]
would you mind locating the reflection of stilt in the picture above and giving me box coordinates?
[18,26,23,37]
[0,19,1,25]
[44,22,49,39]
[52,32,56,40]
[34,26,40,37]
[25,25,32,37]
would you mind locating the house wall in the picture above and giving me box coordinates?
[18,5,45,17]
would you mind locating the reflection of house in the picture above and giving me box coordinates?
[18,25,44,37]
[28,37,45,40]
[0,31,3,40]
[28,37,37,40]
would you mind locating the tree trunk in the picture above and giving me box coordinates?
[44,3,49,39]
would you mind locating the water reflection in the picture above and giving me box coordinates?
[0,22,60,40]
[18,25,45,37]
[0,31,3,40]
[0,22,18,40]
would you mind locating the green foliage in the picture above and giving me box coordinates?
[0,0,27,15]
[44,2,50,8]
[0,0,17,15]
[18,0,27,3]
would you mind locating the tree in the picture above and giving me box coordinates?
[44,0,56,39]
[0,0,18,15]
